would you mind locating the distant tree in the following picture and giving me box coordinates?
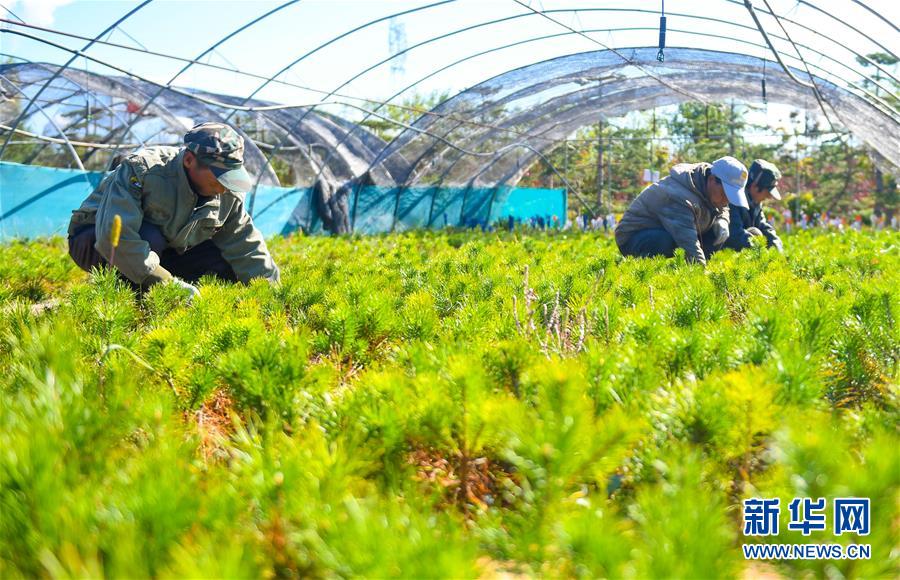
[359,90,451,142]
[854,52,899,217]
[855,52,899,109]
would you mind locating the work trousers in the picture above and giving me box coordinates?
[67,222,237,288]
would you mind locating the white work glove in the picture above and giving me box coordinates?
[711,219,730,246]
[171,278,201,302]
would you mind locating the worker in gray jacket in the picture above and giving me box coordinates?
[67,122,280,297]
[723,159,784,252]
[615,156,749,265]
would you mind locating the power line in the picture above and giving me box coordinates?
[511,0,708,105]
[743,0,839,133]
[0,2,24,23]
[0,25,876,155]
[3,5,896,102]
[0,0,153,162]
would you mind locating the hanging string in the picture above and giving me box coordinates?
[657,0,666,62]
[761,56,768,104]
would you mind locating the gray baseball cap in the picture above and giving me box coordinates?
[184,122,253,193]
[711,156,749,209]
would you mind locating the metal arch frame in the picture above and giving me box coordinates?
[0,40,377,191]
[0,73,86,171]
[343,25,898,230]
[1,2,894,134]
[221,0,454,128]
[409,68,721,225]
[24,62,149,163]
[5,1,897,120]
[3,24,892,174]
[386,47,896,225]
[788,0,898,59]
[218,0,457,213]
[0,0,152,161]
[283,5,898,231]
[349,5,897,175]
[3,3,894,167]
[0,37,290,183]
[475,60,898,205]
[387,27,898,198]
[478,72,806,193]
[106,0,303,164]
[1,2,892,232]
[3,1,896,94]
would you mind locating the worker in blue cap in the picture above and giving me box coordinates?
[615,156,749,265]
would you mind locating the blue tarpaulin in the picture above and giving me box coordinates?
[0,162,566,241]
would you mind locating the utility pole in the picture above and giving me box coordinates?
[596,78,605,213]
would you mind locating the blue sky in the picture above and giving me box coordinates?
[2,0,897,136]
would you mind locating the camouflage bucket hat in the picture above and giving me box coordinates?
[184,122,253,193]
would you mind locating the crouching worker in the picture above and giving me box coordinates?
[615,156,749,265]
[723,159,784,252]
[67,122,280,298]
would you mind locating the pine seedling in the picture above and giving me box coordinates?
[98,214,122,395]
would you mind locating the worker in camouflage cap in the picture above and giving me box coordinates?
[722,159,784,252]
[67,121,279,300]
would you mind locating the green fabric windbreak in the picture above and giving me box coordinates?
[1,162,566,240]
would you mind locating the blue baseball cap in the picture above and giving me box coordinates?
[711,156,749,209]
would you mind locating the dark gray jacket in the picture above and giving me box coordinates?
[615,163,729,265]
[724,200,783,251]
